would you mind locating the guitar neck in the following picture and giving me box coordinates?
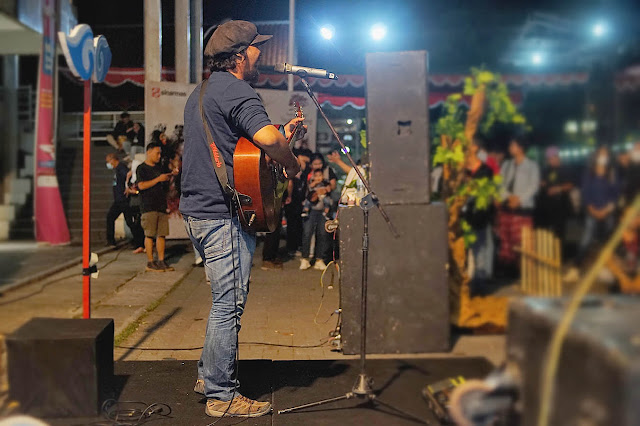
[286,122,303,149]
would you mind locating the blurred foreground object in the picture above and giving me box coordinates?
[449,296,640,426]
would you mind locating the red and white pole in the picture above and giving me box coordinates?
[82,79,92,319]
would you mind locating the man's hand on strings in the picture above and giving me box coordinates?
[284,117,307,141]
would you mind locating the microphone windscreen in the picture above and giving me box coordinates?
[273,63,286,73]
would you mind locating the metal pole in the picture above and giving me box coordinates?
[360,208,369,373]
[287,0,295,92]
[82,80,92,319]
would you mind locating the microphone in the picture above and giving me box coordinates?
[274,63,338,80]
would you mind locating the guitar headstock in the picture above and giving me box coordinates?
[294,102,304,120]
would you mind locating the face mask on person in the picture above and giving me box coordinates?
[631,150,640,163]
[106,162,114,170]
[596,155,609,167]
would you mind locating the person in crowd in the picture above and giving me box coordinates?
[327,150,365,204]
[136,142,176,272]
[307,153,337,191]
[488,147,505,174]
[150,129,176,172]
[284,149,312,257]
[620,142,640,206]
[479,144,500,175]
[464,137,496,291]
[564,146,619,282]
[299,154,335,270]
[124,159,146,254]
[535,146,573,241]
[302,169,333,219]
[106,112,132,151]
[124,122,146,160]
[497,135,540,271]
[105,153,144,251]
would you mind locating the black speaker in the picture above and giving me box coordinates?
[508,296,640,426]
[6,318,114,417]
[339,203,449,354]
[365,50,430,205]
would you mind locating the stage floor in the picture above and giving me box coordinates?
[47,357,492,425]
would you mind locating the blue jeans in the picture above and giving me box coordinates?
[576,214,614,265]
[183,216,256,401]
[302,210,330,261]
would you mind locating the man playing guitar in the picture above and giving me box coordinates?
[180,20,303,418]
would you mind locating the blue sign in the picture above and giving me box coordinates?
[58,24,111,82]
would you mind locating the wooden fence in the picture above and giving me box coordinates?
[520,227,563,297]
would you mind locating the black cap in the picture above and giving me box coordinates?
[204,20,272,57]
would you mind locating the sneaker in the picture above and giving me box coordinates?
[314,259,327,270]
[194,379,205,395]
[563,267,580,283]
[205,394,271,418]
[145,261,165,272]
[299,258,311,270]
[157,260,175,271]
[261,260,283,270]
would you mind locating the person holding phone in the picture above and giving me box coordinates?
[136,142,176,272]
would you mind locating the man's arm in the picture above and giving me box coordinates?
[327,151,352,174]
[138,172,170,190]
[252,125,300,177]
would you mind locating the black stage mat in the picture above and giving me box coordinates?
[44,357,492,426]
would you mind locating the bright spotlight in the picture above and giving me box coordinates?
[532,52,543,65]
[370,23,387,41]
[346,118,353,125]
[320,25,334,40]
[592,22,606,37]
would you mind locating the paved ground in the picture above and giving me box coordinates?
[0,242,82,290]
[0,241,194,337]
[114,243,505,366]
[0,239,505,369]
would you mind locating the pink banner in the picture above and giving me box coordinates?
[34,0,70,245]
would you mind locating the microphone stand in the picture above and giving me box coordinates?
[278,76,424,424]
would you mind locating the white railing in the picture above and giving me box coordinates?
[60,110,145,142]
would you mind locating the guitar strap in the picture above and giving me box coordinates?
[198,78,236,198]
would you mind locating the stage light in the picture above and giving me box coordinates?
[532,52,543,65]
[592,22,607,37]
[341,146,351,154]
[320,25,334,40]
[370,23,387,41]
[346,118,353,125]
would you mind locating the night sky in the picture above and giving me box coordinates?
[75,0,640,74]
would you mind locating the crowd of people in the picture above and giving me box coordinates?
[452,135,640,294]
[106,111,640,289]
[105,110,359,274]
[105,112,182,272]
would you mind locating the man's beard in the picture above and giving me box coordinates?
[244,66,260,84]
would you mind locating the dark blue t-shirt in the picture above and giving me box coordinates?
[180,72,272,219]
[112,162,129,204]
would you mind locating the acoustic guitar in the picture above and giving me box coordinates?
[233,103,304,232]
